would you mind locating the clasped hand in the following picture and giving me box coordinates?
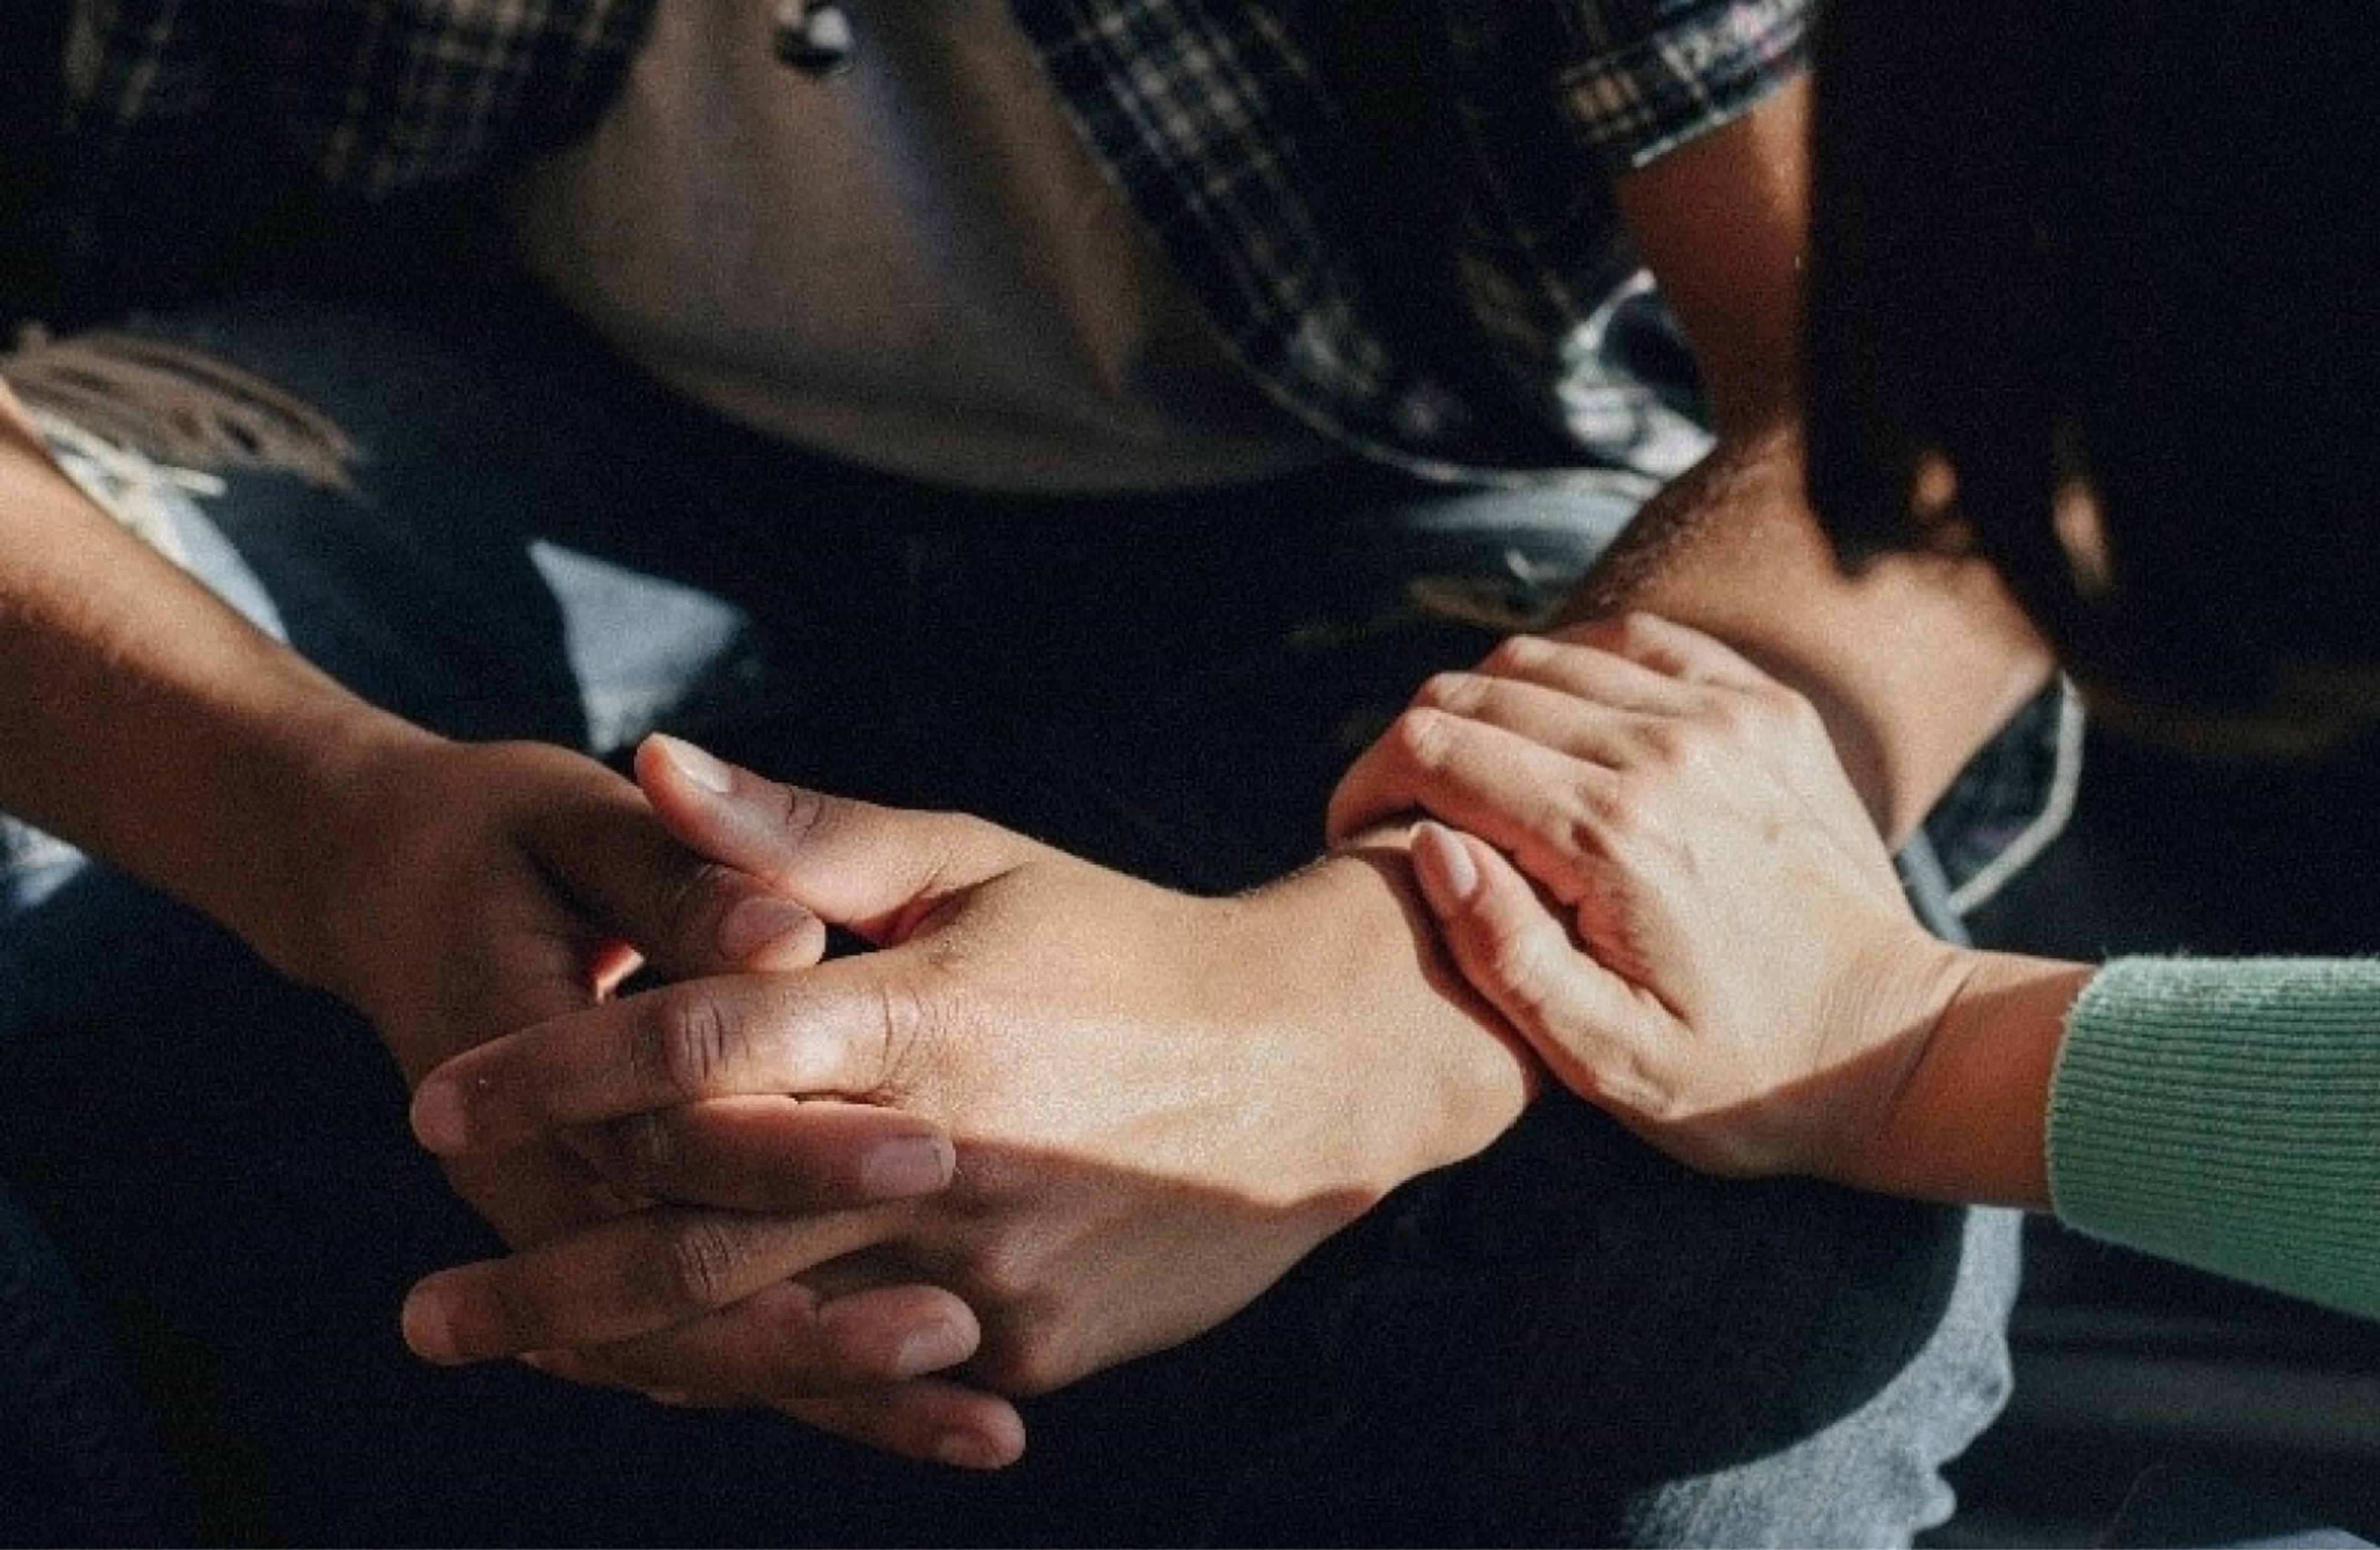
[380,736,1525,1468]
[281,732,1026,1464]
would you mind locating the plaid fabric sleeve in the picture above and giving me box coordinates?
[61,0,216,136]
[265,0,655,198]
[58,0,655,203]
[1553,0,1809,175]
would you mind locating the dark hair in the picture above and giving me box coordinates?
[1802,0,2380,718]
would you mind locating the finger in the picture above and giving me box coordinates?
[520,772,828,982]
[517,1324,1028,1470]
[1556,612,1773,690]
[636,735,1026,945]
[1329,713,1634,901]
[1408,823,1647,1103]
[400,1201,901,1363]
[1327,641,1667,846]
[648,873,832,978]
[784,1385,1029,1470]
[442,1142,646,1251]
[574,1277,982,1399]
[514,1345,731,1409]
[411,959,915,1156]
[514,1341,1026,1468]
[566,1098,954,1213]
[1461,632,1708,713]
[1410,669,1686,764]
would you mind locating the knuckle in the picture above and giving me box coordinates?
[1633,718,1691,770]
[876,948,987,1104]
[972,1317,1069,1399]
[647,985,744,1099]
[1581,779,1646,847]
[1631,1067,1699,1132]
[656,1216,744,1310]
[931,1220,1070,1399]
[653,860,733,941]
[946,1142,1029,1211]
[946,1223,1044,1319]
[1481,632,1549,677]
[612,1110,677,1186]
[1596,777,1686,873]
[1605,610,1664,656]
[771,782,830,853]
[866,974,937,1094]
[1412,670,1474,713]
[753,1290,848,1395]
[987,1347,1067,1399]
[1502,794,1590,900]
[1705,692,1758,739]
[1384,705,1455,773]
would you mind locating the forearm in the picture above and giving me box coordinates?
[0,384,433,972]
[1556,420,2054,844]
[1885,953,2380,1320]
[1846,948,2090,1209]
[1589,77,2055,843]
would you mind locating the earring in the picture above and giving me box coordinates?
[772,0,855,76]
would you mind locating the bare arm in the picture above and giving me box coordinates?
[0,377,416,979]
[1564,77,2053,844]
[1861,948,2082,1209]
[0,381,1013,1462]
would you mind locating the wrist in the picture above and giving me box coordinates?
[1841,948,2090,1208]
[223,706,452,992]
[1226,840,1537,1204]
[0,421,446,980]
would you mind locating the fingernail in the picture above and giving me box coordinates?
[933,1429,1008,1470]
[653,733,734,794]
[401,1285,462,1365]
[410,1078,470,1155]
[894,1320,971,1380]
[1414,822,1479,907]
[862,1134,955,1199]
[717,895,814,964]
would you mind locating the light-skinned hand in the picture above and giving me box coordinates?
[1327,614,1970,1183]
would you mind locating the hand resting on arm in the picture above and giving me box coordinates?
[1329,613,2092,1206]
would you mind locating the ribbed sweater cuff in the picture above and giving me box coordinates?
[2048,956,2380,1319]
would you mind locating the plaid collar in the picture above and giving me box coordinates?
[53,0,1805,477]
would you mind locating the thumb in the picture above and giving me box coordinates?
[1408,822,1645,1105]
[635,734,1025,943]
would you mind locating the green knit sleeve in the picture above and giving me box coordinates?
[2048,956,2380,1320]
